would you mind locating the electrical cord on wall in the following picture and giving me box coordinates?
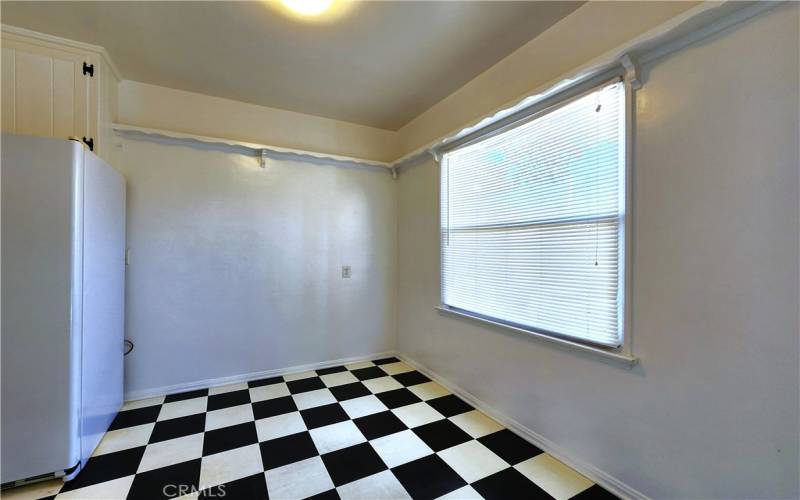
[124,339,134,356]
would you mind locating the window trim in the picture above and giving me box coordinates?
[436,71,636,364]
[434,305,637,366]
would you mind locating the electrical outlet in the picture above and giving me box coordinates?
[341,265,352,279]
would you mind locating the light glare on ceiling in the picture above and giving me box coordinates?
[281,0,334,16]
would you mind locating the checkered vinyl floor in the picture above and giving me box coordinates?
[8,358,617,500]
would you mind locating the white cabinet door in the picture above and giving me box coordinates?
[1,38,96,149]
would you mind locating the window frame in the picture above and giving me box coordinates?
[436,71,635,364]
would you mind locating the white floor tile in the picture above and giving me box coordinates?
[205,404,254,431]
[199,444,263,490]
[265,456,334,500]
[249,382,290,402]
[255,412,307,442]
[122,396,164,411]
[436,484,484,500]
[392,402,445,428]
[407,382,450,401]
[362,376,403,394]
[438,440,508,483]
[1,479,62,499]
[370,429,433,468]
[292,388,336,410]
[449,410,503,438]
[37,357,599,500]
[208,382,248,395]
[320,371,359,387]
[339,395,388,419]
[138,433,204,473]
[336,470,411,500]
[515,453,594,500]
[309,420,366,454]
[283,370,317,382]
[378,362,414,375]
[157,397,207,421]
[92,423,154,456]
[344,360,375,370]
[56,475,134,499]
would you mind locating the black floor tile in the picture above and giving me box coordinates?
[392,371,430,387]
[207,389,251,411]
[350,366,386,381]
[329,382,371,401]
[321,442,387,487]
[59,446,145,492]
[571,484,619,499]
[150,413,206,444]
[471,467,551,499]
[391,454,466,500]
[286,377,326,394]
[374,388,421,409]
[259,431,318,470]
[127,458,202,500]
[164,389,208,403]
[248,376,283,388]
[412,419,472,452]
[108,405,161,431]
[353,411,407,440]
[478,429,543,465]
[426,394,473,417]
[199,472,268,499]
[202,422,259,456]
[307,489,340,500]
[58,365,594,500]
[316,365,347,376]
[252,395,298,420]
[373,357,400,365]
[300,403,349,429]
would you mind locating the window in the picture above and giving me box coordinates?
[440,81,626,348]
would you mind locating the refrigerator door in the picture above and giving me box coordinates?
[1,134,83,483]
[78,150,125,468]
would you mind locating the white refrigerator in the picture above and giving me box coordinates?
[1,134,126,486]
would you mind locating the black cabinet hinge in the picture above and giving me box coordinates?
[82,137,94,151]
[82,62,94,77]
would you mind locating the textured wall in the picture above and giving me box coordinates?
[115,137,396,398]
[396,5,799,498]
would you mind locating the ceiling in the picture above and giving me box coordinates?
[1,1,582,130]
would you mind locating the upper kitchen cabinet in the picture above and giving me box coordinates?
[1,26,119,162]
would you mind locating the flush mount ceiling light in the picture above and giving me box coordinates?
[271,0,354,22]
[281,0,335,17]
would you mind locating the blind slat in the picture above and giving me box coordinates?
[441,81,625,348]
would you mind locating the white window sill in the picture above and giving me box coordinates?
[434,305,638,367]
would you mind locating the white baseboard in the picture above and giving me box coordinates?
[394,351,648,500]
[124,350,395,402]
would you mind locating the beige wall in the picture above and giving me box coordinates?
[396,4,799,498]
[117,80,398,162]
[395,1,698,157]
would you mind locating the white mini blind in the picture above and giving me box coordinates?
[441,81,626,347]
